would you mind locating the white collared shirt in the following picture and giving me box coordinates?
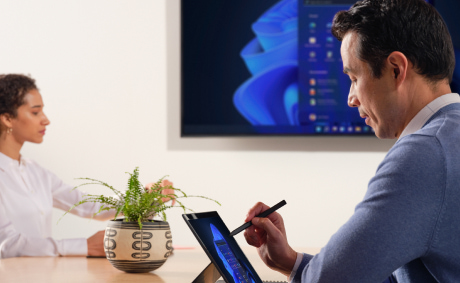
[399,93,460,140]
[0,153,115,258]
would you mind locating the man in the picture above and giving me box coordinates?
[244,0,460,282]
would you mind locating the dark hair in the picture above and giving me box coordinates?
[0,74,37,133]
[331,0,455,83]
[0,74,37,118]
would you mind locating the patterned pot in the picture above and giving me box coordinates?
[103,219,173,273]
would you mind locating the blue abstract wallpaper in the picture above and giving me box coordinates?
[181,0,458,136]
[187,215,263,283]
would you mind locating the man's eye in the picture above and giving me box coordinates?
[32,112,39,115]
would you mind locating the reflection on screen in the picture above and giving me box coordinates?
[211,224,256,283]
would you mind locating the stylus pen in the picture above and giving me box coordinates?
[229,200,287,237]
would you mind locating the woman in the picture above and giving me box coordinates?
[0,74,173,258]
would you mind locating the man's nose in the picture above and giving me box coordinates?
[348,93,360,108]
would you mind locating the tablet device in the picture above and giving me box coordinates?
[183,211,287,283]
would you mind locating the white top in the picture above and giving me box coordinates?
[0,152,115,258]
[399,93,460,140]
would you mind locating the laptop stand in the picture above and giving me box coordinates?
[192,262,223,283]
[191,262,287,283]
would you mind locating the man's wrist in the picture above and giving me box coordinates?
[278,248,298,277]
[288,253,304,282]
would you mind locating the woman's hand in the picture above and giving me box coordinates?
[87,230,106,257]
[145,179,176,205]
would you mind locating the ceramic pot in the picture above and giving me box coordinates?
[103,219,172,273]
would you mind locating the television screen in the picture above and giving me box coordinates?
[181,0,455,136]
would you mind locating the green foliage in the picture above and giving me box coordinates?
[61,167,220,229]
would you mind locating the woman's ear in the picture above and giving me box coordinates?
[0,113,13,129]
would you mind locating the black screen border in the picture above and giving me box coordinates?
[179,0,375,138]
[182,211,263,283]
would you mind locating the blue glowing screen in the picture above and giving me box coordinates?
[181,0,457,136]
[211,224,257,283]
[187,214,262,283]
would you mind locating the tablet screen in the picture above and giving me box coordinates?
[183,212,263,283]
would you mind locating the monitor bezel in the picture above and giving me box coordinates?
[182,211,264,283]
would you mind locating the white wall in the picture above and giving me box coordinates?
[0,0,395,249]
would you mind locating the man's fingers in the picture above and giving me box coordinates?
[245,202,271,222]
[252,217,282,240]
[244,230,262,247]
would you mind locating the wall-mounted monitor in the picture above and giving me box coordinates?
[181,0,456,136]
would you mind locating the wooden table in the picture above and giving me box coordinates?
[0,247,320,283]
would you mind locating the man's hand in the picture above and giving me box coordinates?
[87,230,106,257]
[145,179,176,205]
[243,202,297,277]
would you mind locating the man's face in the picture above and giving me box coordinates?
[341,32,404,139]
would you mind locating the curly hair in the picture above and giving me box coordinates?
[331,0,455,84]
[0,74,38,133]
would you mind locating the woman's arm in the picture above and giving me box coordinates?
[0,203,88,258]
[47,169,117,221]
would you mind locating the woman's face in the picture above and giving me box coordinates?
[9,89,50,144]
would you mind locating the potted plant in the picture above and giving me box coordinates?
[64,167,219,273]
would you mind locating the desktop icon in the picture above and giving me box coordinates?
[326,37,333,43]
[309,37,317,44]
[309,113,317,122]
[315,126,322,133]
[309,22,316,29]
[309,89,316,96]
[310,98,316,106]
[310,51,316,58]
[309,78,316,86]
[327,51,333,58]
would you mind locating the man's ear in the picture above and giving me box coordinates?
[387,51,408,88]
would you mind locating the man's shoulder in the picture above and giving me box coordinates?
[383,127,444,172]
[385,133,442,168]
[403,103,460,142]
[384,104,460,170]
